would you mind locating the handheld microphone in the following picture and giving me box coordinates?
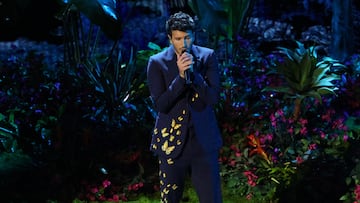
[182,50,193,84]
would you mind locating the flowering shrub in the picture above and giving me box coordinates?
[79,179,127,202]
[220,104,352,201]
[217,38,357,202]
[340,161,360,203]
[76,178,148,202]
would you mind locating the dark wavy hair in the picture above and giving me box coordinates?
[166,11,195,36]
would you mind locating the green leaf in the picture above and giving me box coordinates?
[316,87,338,95]
[147,42,162,51]
[189,0,227,35]
[69,0,122,40]
[261,86,293,94]
[312,66,329,81]
[314,77,338,87]
[299,53,312,75]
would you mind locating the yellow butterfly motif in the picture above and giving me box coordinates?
[163,188,169,194]
[161,140,175,155]
[171,119,181,130]
[191,92,199,102]
[161,128,169,137]
[167,158,174,164]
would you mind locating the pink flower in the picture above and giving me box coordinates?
[102,179,111,188]
[112,194,120,201]
[308,143,317,150]
[243,170,258,187]
[265,133,273,142]
[300,127,307,136]
[90,187,99,194]
[320,131,326,139]
[321,109,335,122]
[332,118,345,129]
[128,182,144,191]
[295,156,304,164]
[354,184,360,200]
[270,113,277,127]
[246,193,253,200]
[229,159,236,167]
[276,109,284,117]
[298,118,308,125]
[230,144,238,152]
[248,179,256,187]
[287,127,294,134]
[259,136,266,144]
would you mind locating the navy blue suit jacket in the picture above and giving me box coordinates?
[147,44,222,159]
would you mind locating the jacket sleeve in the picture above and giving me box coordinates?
[191,50,220,106]
[147,56,188,114]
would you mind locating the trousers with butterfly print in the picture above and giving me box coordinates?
[158,127,222,203]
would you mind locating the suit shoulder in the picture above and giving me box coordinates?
[150,47,170,61]
[193,45,215,54]
[149,51,163,61]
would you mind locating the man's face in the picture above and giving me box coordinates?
[168,30,194,55]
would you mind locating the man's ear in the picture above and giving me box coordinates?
[167,34,172,43]
[191,36,195,44]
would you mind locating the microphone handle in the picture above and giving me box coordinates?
[184,66,192,84]
[182,50,193,84]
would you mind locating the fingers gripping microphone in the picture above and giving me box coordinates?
[182,50,193,84]
[184,63,193,85]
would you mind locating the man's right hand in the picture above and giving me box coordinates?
[177,52,194,78]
